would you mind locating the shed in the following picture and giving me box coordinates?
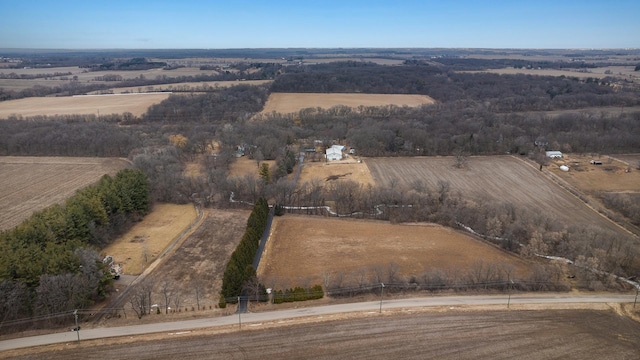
[545,151,563,159]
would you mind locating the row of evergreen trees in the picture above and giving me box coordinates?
[220,198,269,303]
[0,169,150,308]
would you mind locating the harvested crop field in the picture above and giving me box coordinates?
[8,309,639,360]
[261,93,436,114]
[0,93,170,118]
[0,156,129,231]
[258,215,532,288]
[366,156,624,234]
[102,203,198,275]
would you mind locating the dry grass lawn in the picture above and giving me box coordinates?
[548,154,640,193]
[0,93,170,118]
[261,93,436,114]
[258,215,532,288]
[0,156,129,231]
[228,157,276,178]
[102,203,197,275]
[299,158,375,187]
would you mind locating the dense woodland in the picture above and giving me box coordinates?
[0,169,149,327]
[1,55,640,327]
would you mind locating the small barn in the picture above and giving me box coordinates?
[545,151,563,159]
[325,145,343,161]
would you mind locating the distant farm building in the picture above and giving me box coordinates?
[546,151,563,159]
[325,145,344,161]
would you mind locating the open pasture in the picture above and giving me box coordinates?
[0,93,170,118]
[366,156,624,234]
[0,156,129,231]
[258,215,532,288]
[261,93,436,114]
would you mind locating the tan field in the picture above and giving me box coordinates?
[0,93,170,118]
[102,203,198,275]
[548,154,640,193]
[261,93,436,114]
[0,156,130,231]
[462,66,639,80]
[299,158,375,187]
[228,157,276,178]
[258,215,532,288]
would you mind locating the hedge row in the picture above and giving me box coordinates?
[272,285,324,304]
[220,198,269,301]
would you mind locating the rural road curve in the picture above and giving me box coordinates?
[1,293,636,352]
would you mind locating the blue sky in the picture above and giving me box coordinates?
[0,0,638,49]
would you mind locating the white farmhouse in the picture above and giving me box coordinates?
[325,145,343,161]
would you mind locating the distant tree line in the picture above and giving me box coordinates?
[0,169,150,327]
[271,61,638,111]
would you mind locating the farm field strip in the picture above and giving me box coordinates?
[95,80,272,94]
[0,157,129,231]
[261,93,436,114]
[0,93,171,118]
[366,156,625,234]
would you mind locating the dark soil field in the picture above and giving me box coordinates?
[8,309,640,360]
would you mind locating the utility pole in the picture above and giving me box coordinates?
[634,285,639,309]
[238,296,241,329]
[379,283,385,313]
[73,309,80,344]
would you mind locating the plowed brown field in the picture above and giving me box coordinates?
[366,156,624,234]
[258,215,532,288]
[0,157,130,231]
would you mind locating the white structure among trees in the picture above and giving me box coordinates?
[326,145,344,161]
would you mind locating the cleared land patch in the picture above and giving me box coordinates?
[261,93,436,114]
[366,156,625,234]
[0,93,170,118]
[102,204,197,275]
[299,158,375,187]
[548,154,640,193]
[0,156,129,231]
[228,157,276,178]
[258,215,532,288]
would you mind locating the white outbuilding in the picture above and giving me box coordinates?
[545,151,563,159]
